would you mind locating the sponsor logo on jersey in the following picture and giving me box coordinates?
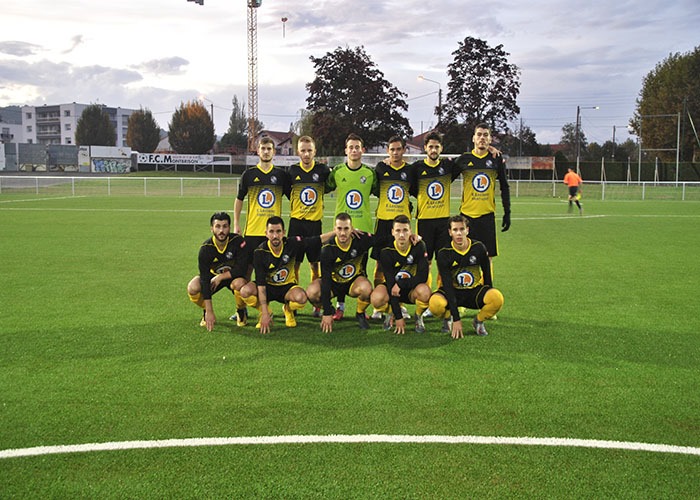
[300,187,318,206]
[346,190,363,210]
[339,264,356,280]
[273,268,290,283]
[456,271,475,287]
[395,270,412,280]
[427,181,445,200]
[387,184,405,204]
[258,189,276,208]
[472,173,491,193]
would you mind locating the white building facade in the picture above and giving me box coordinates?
[21,103,136,147]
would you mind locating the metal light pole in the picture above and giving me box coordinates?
[612,125,629,160]
[576,105,599,172]
[199,96,215,131]
[418,75,442,125]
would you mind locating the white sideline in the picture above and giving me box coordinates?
[2,434,699,459]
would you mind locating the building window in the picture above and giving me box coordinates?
[28,139,33,144]
[65,123,71,131]
[66,138,72,144]
[26,112,32,119]
[27,125,32,132]
[64,110,71,117]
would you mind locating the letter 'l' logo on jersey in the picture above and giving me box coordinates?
[258,189,276,208]
[346,190,363,210]
[472,173,491,193]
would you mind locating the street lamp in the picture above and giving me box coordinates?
[575,105,599,171]
[418,75,442,125]
[612,124,630,160]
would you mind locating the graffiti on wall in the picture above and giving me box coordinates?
[91,158,132,173]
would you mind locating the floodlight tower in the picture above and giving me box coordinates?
[247,0,262,152]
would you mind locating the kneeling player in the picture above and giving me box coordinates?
[187,212,249,331]
[370,215,431,334]
[428,215,504,339]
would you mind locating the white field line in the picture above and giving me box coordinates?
[2,434,699,459]
[0,195,87,204]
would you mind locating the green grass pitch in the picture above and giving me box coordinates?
[1,188,699,498]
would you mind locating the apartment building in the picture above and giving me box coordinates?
[21,103,136,147]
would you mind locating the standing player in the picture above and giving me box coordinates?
[233,137,290,275]
[409,132,462,291]
[428,215,504,339]
[370,215,431,334]
[286,135,331,316]
[325,133,378,319]
[370,135,414,320]
[563,167,583,214]
[239,216,334,334]
[306,213,375,333]
[187,212,249,331]
[455,123,511,262]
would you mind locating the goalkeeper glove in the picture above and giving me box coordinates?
[501,212,511,232]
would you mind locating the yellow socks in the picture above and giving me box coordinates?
[477,289,504,322]
[415,298,429,317]
[189,291,204,309]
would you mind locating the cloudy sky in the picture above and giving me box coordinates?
[1,0,697,146]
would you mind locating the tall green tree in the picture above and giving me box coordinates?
[498,123,544,156]
[75,104,116,146]
[441,37,520,153]
[306,46,413,155]
[559,122,588,161]
[219,95,250,151]
[632,46,700,161]
[126,108,160,153]
[168,100,215,154]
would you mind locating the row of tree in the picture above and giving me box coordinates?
[76,40,699,162]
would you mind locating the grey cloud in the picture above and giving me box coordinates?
[133,57,189,75]
[61,35,85,54]
[0,41,43,57]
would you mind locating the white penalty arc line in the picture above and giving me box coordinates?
[2,434,699,459]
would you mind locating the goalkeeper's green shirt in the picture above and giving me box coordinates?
[326,163,378,233]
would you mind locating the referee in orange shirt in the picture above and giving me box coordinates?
[563,168,583,214]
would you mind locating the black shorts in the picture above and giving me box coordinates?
[261,283,302,304]
[462,212,497,257]
[436,284,491,310]
[288,218,323,262]
[211,278,235,295]
[330,276,363,300]
[568,186,579,197]
[243,235,267,264]
[370,219,394,260]
[417,217,450,260]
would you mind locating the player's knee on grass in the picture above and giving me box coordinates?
[370,285,389,309]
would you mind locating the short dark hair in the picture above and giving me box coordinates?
[474,123,491,133]
[345,133,364,147]
[424,131,443,146]
[258,137,275,147]
[335,212,352,223]
[392,214,411,227]
[266,216,285,229]
[448,214,469,228]
[210,211,231,225]
[387,135,406,148]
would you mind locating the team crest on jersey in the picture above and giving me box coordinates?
[270,175,278,184]
[312,173,319,182]
[225,251,233,259]
[427,180,445,200]
[469,255,478,265]
[360,176,367,184]
[282,254,290,264]
[258,188,276,208]
[387,184,405,204]
[300,187,318,206]
[472,173,491,193]
[273,268,290,283]
[456,271,475,287]
[395,270,411,280]
[346,190,363,210]
[406,255,414,264]
[350,249,358,258]
[339,264,356,279]
[438,167,445,175]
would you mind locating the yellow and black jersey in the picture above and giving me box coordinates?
[435,239,492,319]
[374,161,412,221]
[455,151,510,218]
[197,233,248,300]
[253,236,321,288]
[378,240,429,318]
[287,161,331,222]
[319,233,380,314]
[237,164,290,237]
[409,158,461,220]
